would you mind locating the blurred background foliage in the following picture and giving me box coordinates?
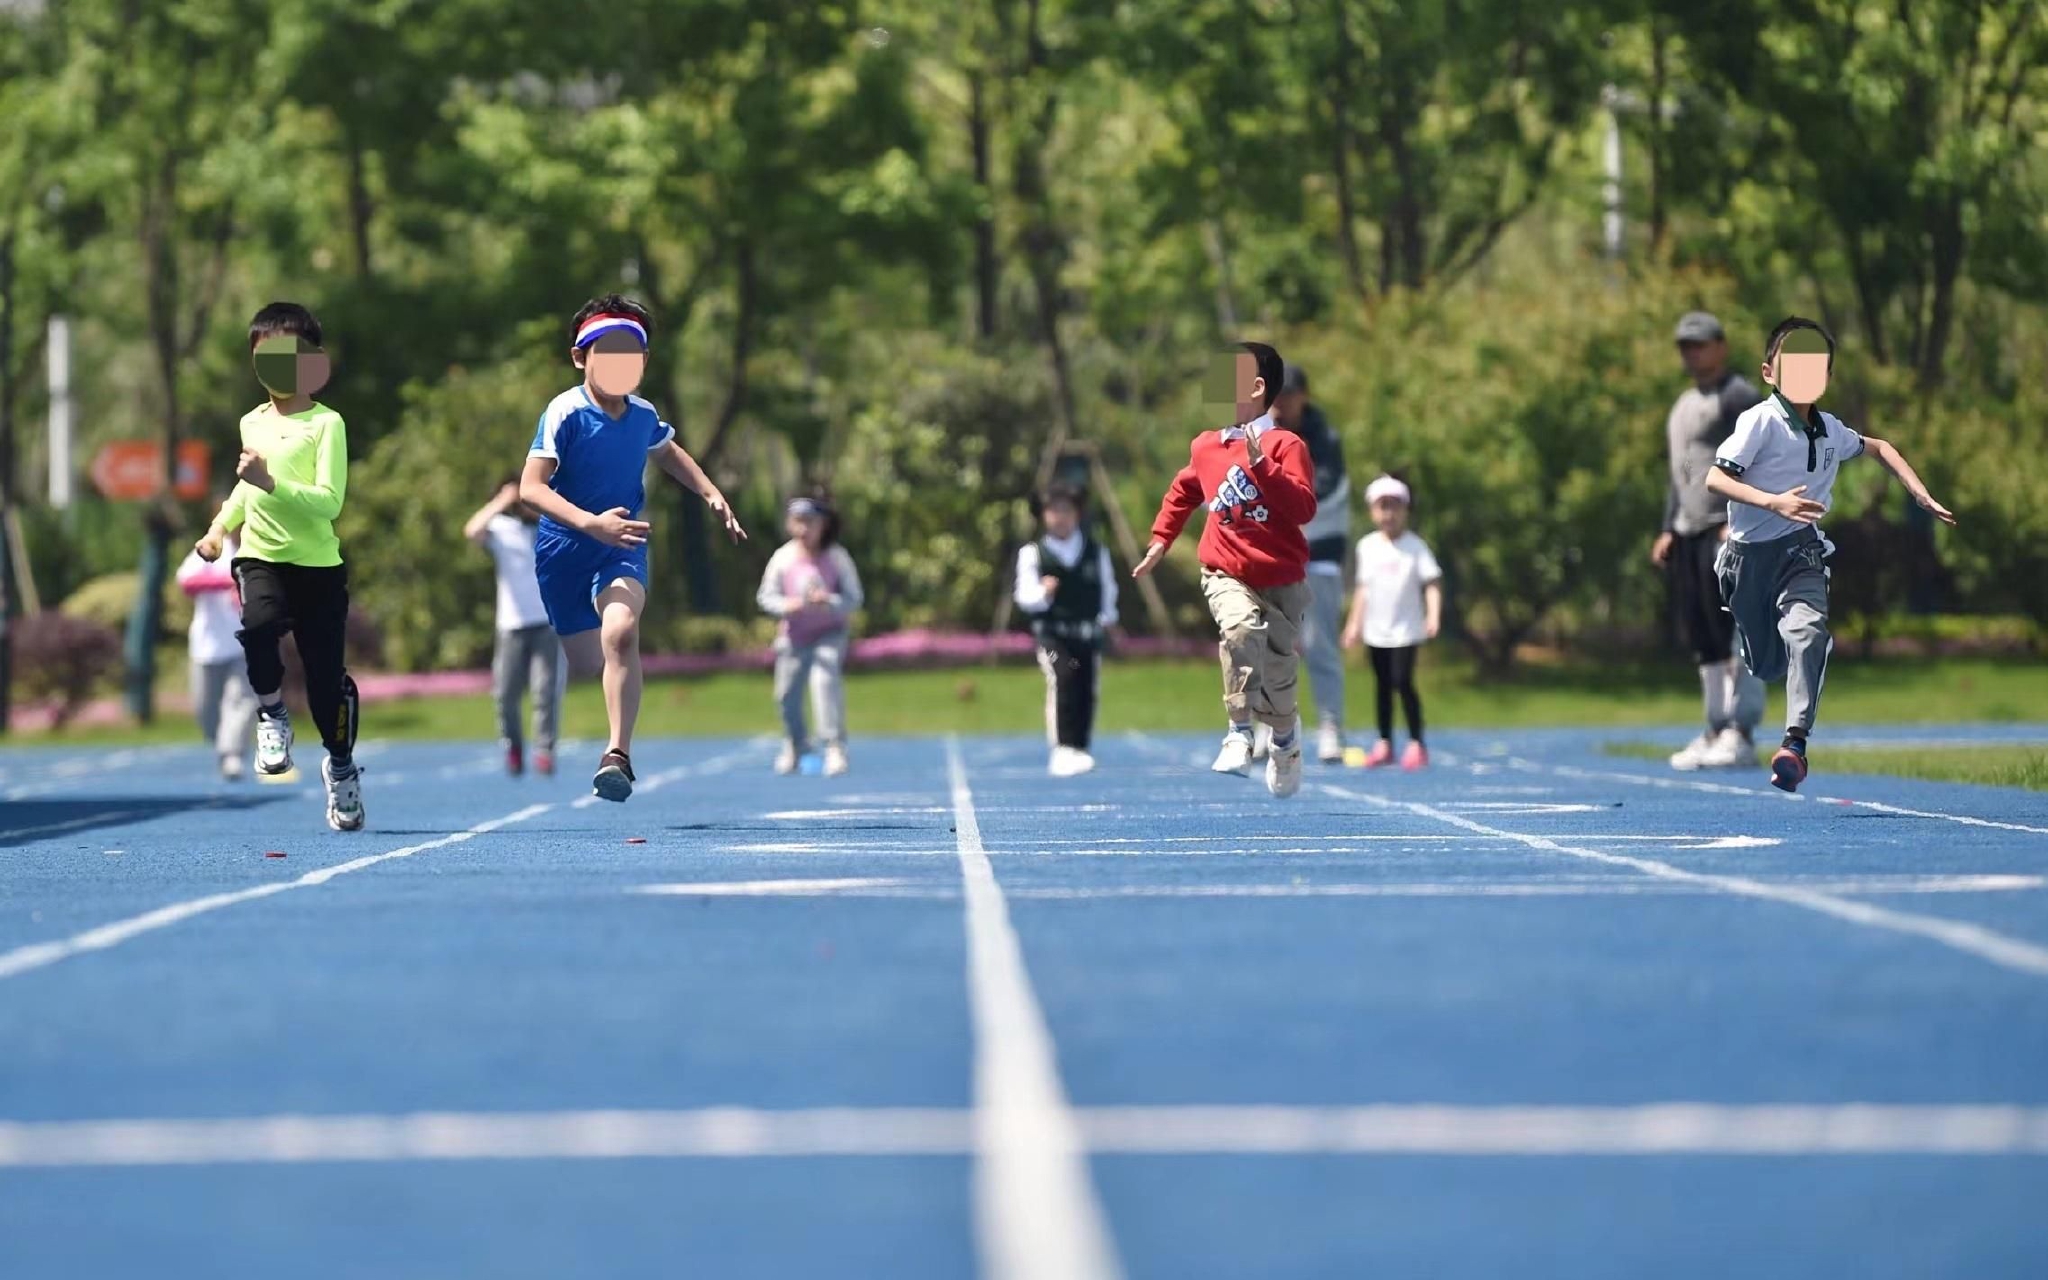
[0,0,2043,681]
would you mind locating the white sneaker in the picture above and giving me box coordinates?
[822,743,849,777]
[1267,739,1304,798]
[774,741,799,775]
[1251,722,1273,761]
[1211,732,1255,775]
[1668,732,1714,771]
[322,758,365,832]
[1048,746,1095,778]
[1701,726,1753,769]
[256,709,294,776]
[1316,722,1345,764]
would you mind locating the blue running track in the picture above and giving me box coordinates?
[2,727,2046,1278]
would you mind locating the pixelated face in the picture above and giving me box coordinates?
[576,329,647,398]
[1201,352,1267,425]
[1041,498,1079,538]
[1371,495,1408,535]
[251,334,330,399]
[1765,351,1829,403]
[1677,338,1726,382]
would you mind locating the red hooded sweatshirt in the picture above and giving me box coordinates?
[1148,416,1318,589]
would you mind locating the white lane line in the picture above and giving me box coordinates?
[4,1103,2046,1166]
[0,810,147,843]
[626,875,2045,902]
[633,878,913,897]
[1521,758,2048,837]
[0,806,553,981]
[1322,784,2048,978]
[0,743,768,981]
[946,737,1123,1280]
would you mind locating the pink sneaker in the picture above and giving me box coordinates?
[1364,739,1395,769]
[1401,741,1429,771]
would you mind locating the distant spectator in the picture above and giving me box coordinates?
[465,477,564,779]
[176,522,257,781]
[758,490,863,778]
[1652,311,1766,771]
[1273,361,1352,764]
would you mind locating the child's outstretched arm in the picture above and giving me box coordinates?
[1134,458,1203,577]
[652,439,746,542]
[1705,467,1828,525]
[519,456,649,548]
[1860,436,1957,526]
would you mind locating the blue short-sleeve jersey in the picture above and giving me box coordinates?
[527,386,675,538]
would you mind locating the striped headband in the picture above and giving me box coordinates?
[574,314,649,349]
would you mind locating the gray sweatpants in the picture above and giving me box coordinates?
[775,630,848,748]
[1300,570,1347,732]
[493,623,562,751]
[192,659,258,759]
[1716,528,1831,735]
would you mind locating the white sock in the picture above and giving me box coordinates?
[1700,662,1733,731]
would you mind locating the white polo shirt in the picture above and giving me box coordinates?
[1714,393,1864,545]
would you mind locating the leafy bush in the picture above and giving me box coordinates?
[59,571,195,639]
[11,612,123,727]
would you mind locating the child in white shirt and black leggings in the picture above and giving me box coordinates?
[1014,482,1119,777]
[1341,474,1443,771]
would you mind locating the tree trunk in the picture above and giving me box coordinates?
[1380,78,1425,288]
[1840,233,1892,364]
[969,71,999,343]
[1647,20,1668,250]
[1918,197,1965,389]
[0,232,15,731]
[1328,5,1369,300]
[345,130,375,281]
[1201,219,1239,332]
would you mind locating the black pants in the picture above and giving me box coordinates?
[234,559,357,760]
[1369,644,1423,743]
[1669,529,1737,665]
[1036,634,1100,750]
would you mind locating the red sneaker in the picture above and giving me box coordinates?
[534,750,555,777]
[505,744,524,776]
[1769,746,1808,792]
[1364,739,1395,769]
[1401,741,1429,771]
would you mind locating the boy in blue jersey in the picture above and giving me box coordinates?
[520,294,746,800]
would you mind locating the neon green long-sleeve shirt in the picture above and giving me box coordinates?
[216,401,349,566]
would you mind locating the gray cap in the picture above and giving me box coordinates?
[1674,311,1725,344]
[1281,362,1309,394]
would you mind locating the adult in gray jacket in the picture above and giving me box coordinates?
[1651,311,1767,770]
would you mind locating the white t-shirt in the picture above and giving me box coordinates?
[484,514,550,631]
[177,542,244,665]
[1714,394,1864,545]
[1354,530,1442,649]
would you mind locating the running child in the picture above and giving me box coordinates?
[756,491,862,777]
[1014,480,1119,777]
[1705,317,1955,792]
[177,520,257,781]
[465,476,564,777]
[520,294,746,801]
[1339,474,1442,769]
[1133,341,1318,798]
[195,301,364,831]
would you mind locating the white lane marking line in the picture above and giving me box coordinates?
[625,876,2044,902]
[1322,784,2048,978]
[1441,802,1607,815]
[0,805,552,981]
[946,737,1123,1280]
[633,878,913,897]
[1523,758,2048,837]
[4,1103,2046,1166]
[0,810,146,842]
[766,807,951,820]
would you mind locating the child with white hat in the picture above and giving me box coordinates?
[1339,474,1443,769]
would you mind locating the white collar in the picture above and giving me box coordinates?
[1220,412,1275,443]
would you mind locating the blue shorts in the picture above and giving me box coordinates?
[533,523,648,636]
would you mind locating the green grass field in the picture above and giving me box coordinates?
[14,653,2046,748]
[1601,740,2048,792]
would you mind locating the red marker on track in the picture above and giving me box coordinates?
[625,837,648,845]
[264,851,287,859]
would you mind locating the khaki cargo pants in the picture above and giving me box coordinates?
[1201,568,1311,733]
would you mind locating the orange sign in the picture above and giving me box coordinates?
[90,441,211,501]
